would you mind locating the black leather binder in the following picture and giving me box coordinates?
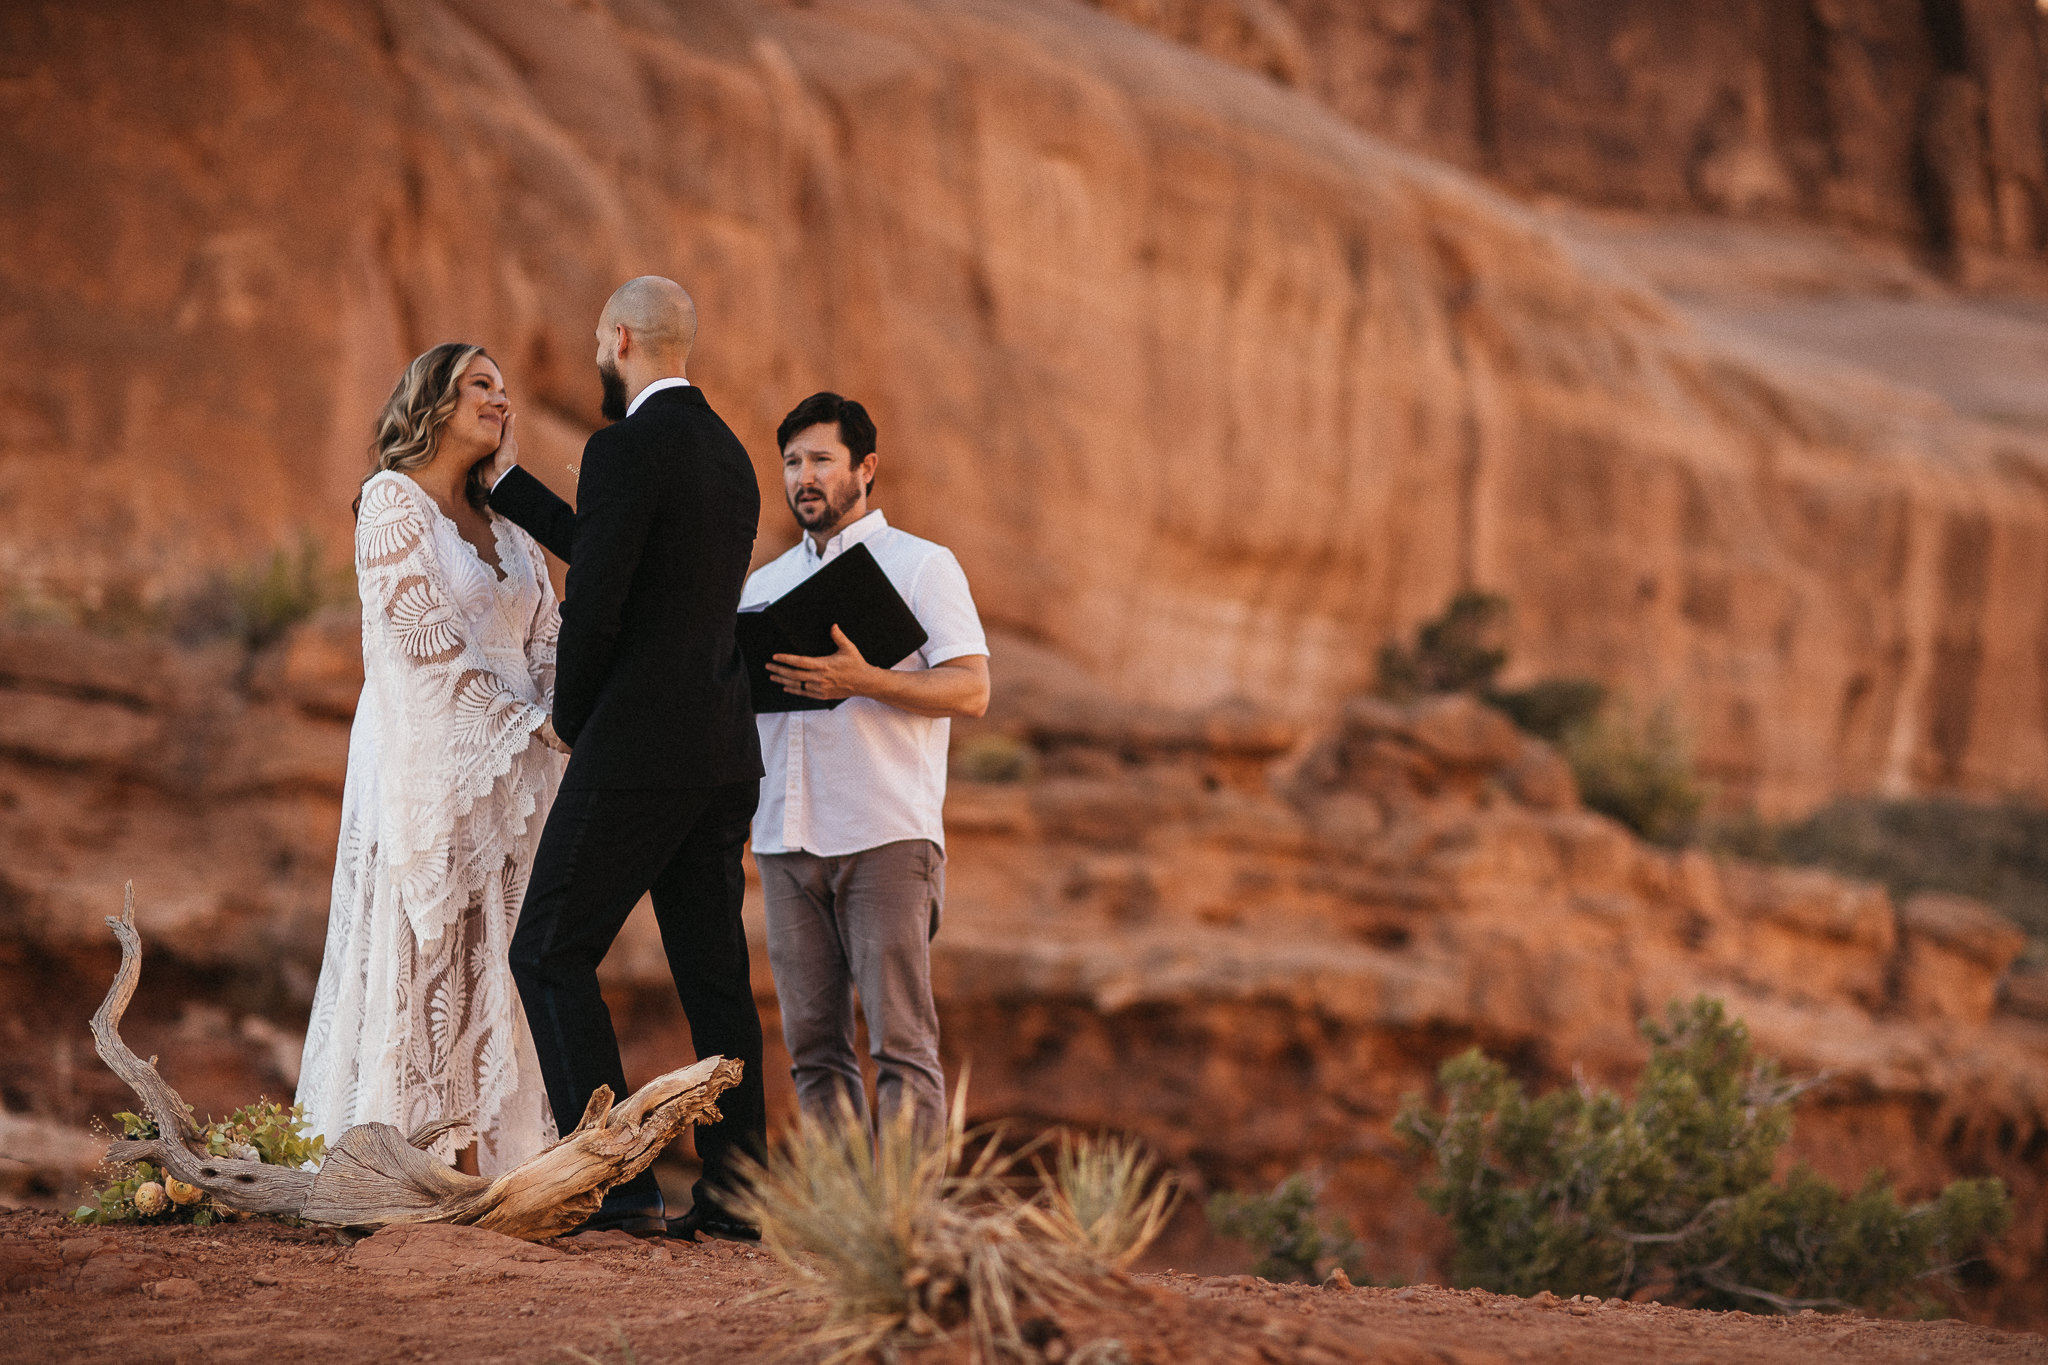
[737,542,929,713]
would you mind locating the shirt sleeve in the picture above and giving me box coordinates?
[908,547,987,668]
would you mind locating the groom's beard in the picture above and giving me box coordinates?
[598,361,628,421]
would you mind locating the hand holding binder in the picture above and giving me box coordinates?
[736,543,929,713]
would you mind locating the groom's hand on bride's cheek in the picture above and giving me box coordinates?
[485,410,520,486]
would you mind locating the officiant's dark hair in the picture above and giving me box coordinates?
[778,391,877,495]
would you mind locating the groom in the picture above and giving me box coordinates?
[485,276,766,1239]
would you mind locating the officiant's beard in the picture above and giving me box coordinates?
[790,480,862,534]
[598,361,628,421]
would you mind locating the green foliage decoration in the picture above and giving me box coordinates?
[1394,998,2012,1313]
[204,1099,328,1169]
[1206,1173,1365,1284]
[73,1099,325,1226]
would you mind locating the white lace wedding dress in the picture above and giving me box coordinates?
[296,470,565,1175]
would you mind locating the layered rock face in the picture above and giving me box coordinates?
[3,0,2047,1324]
[5,0,2048,813]
[1091,0,2048,275]
[3,618,2044,1322]
[935,642,2048,1321]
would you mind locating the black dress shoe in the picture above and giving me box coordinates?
[577,1194,668,1238]
[665,1203,760,1243]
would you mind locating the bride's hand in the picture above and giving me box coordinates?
[536,716,570,755]
[483,410,520,489]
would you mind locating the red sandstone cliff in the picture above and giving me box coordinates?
[3,0,2048,811]
[2,0,2047,1327]
[1088,0,2048,279]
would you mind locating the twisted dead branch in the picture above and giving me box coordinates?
[92,883,742,1239]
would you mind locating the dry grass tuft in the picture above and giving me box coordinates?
[1028,1132,1180,1271]
[731,1085,1171,1363]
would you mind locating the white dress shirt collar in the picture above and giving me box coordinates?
[625,375,691,417]
[802,508,890,565]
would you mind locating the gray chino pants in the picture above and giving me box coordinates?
[756,839,947,1135]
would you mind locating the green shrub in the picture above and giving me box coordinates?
[953,731,1036,784]
[1206,1173,1365,1284]
[4,579,167,636]
[1376,592,1510,700]
[1376,595,1608,737]
[177,531,350,649]
[1395,998,2011,1313]
[1376,593,1709,842]
[1490,677,1607,744]
[1709,798,2048,957]
[1562,702,1706,847]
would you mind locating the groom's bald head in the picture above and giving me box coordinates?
[594,275,699,419]
[600,276,697,365]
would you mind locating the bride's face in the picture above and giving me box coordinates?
[438,356,509,462]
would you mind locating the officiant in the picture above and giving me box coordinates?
[743,391,990,1137]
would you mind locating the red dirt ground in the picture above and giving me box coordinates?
[1,1209,2041,1365]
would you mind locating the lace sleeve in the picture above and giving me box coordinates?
[355,475,548,941]
[521,528,560,712]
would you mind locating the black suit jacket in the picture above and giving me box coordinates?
[491,385,764,790]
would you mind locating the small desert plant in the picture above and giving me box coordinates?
[1709,797,2048,958]
[729,1089,1095,1364]
[557,1322,640,1365]
[1206,1173,1365,1284]
[4,578,167,635]
[1395,997,2012,1313]
[1376,591,1510,700]
[75,1098,325,1225]
[954,731,1037,784]
[1490,677,1607,744]
[1029,1131,1180,1271]
[176,531,350,649]
[1561,700,1706,846]
[1374,592,1614,757]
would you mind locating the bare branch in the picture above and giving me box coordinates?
[90,883,202,1146]
[89,886,741,1239]
[1612,1197,1734,1246]
[1697,1267,1853,1315]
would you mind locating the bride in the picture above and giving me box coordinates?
[297,343,568,1175]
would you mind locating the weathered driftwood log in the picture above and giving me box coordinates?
[92,884,742,1239]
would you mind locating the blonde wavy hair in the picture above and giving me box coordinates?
[357,342,496,515]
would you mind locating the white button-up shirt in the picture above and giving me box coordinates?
[743,510,987,857]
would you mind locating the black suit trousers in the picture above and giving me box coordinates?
[510,780,766,1213]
